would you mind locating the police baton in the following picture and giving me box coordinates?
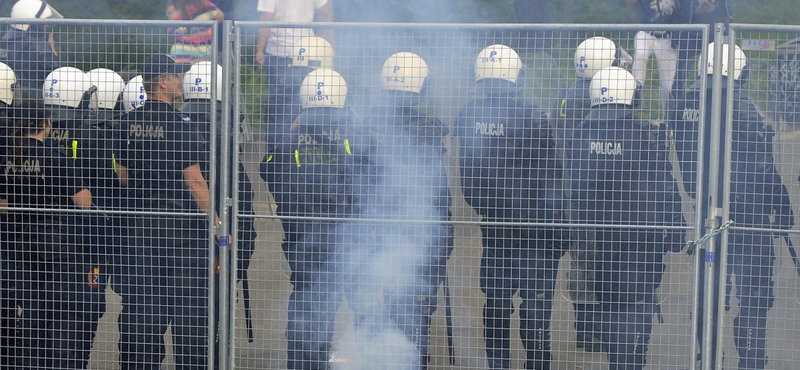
[780,233,800,280]
[241,268,255,343]
[443,275,455,365]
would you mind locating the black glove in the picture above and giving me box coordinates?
[664,229,687,253]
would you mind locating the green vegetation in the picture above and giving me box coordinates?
[1,0,797,24]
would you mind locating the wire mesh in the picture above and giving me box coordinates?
[4,16,800,370]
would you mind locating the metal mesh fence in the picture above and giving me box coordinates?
[0,18,222,370]
[236,22,701,370]
[1,17,800,370]
[705,24,800,370]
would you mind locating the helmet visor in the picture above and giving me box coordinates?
[37,1,63,20]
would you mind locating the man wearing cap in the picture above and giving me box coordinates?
[115,54,220,370]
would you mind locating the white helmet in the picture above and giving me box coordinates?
[10,0,63,31]
[0,63,17,106]
[475,44,523,84]
[43,66,91,108]
[702,42,748,80]
[575,37,619,79]
[122,75,147,113]
[590,66,638,107]
[291,36,335,69]
[86,68,125,110]
[380,52,430,94]
[183,61,223,101]
[299,68,347,109]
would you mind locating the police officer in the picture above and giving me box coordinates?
[263,36,335,148]
[83,68,128,303]
[457,44,563,370]
[263,68,362,369]
[555,36,624,352]
[42,66,92,148]
[669,43,793,370]
[346,52,453,369]
[0,62,17,369]
[40,64,110,362]
[181,61,261,345]
[1,0,64,99]
[0,98,94,369]
[568,66,685,370]
[115,54,218,370]
[556,37,622,136]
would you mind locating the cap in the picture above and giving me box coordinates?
[140,54,191,81]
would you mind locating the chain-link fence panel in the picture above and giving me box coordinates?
[702,24,800,370]
[234,22,703,370]
[0,18,222,370]
[0,17,749,370]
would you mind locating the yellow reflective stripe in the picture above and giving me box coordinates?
[267,154,273,162]
[112,153,118,173]
[71,140,78,159]
[559,99,567,118]
[294,150,301,167]
[344,139,352,155]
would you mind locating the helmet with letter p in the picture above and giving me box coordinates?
[590,66,640,107]
[183,61,223,101]
[574,36,620,79]
[290,36,335,69]
[121,76,147,113]
[381,52,430,94]
[474,44,524,91]
[299,68,348,109]
[42,66,91,108]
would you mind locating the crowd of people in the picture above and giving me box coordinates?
[0,0,794,370]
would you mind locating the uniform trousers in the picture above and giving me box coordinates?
[480,227,564,370]
[117,246,209,370]
[7,260,103,370]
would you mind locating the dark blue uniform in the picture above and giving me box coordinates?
[182,100,258,281]
[567,104,684,370]
[264,107,363,369]
[41,104,110,364]
[670,81,793,370]
[458,96,564,370]
[264,65,318,151]
[83,108,131,298]
[117,100,210,370]
[0,135,97,369]
[555,77,604,350]
[344,103,453,369]
[556,78,593,133]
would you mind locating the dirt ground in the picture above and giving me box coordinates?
[85,130,800,370]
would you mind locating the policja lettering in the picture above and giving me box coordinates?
[4,159,41,175]
[475,121,505,136]
[682,108,701,121]
[129,123,166,139]
[49,128,70,142]
[589,141,623,155]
